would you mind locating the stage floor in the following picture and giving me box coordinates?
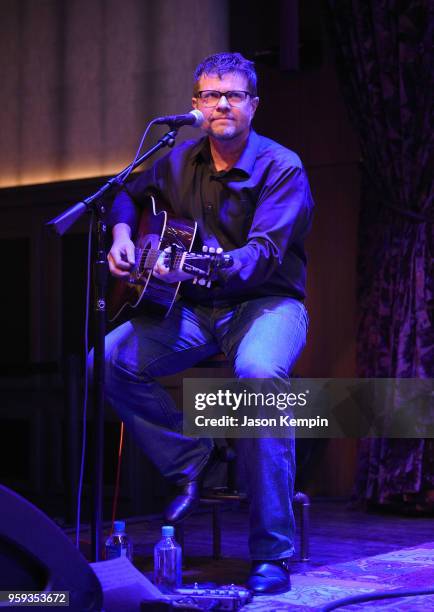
[79,499,434,610]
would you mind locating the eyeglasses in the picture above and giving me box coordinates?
[196,90,254,108]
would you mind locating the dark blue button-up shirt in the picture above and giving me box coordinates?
[110,129,314,304]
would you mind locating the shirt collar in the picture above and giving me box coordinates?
[193,129,260,177]
[232,129,260,176]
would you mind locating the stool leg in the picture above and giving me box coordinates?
[212,505,222,560]
[294,492,310,562]
[227,457,238,494]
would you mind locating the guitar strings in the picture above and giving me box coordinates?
[133,246,218,278]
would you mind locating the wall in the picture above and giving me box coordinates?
[0,0,230,517]
[0,1,360,501]
[0,0,228,187]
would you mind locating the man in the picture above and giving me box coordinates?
[105,52,313,594]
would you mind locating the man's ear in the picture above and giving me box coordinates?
[192,96,198,110]
[250,96,259,118]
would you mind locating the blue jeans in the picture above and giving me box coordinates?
[99,295,308,560]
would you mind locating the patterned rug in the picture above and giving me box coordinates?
[243,542,434,611]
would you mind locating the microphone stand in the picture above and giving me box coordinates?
[47,128,178,562]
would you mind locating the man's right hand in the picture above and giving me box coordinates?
[108,223,135,278]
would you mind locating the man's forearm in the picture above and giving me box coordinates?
[112,223,132,240]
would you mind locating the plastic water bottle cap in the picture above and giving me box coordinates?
[113,520,126,533]
[162,525,175,537]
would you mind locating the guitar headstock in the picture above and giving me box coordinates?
[182,247,233,287]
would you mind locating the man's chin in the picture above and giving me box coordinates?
[209,126,238,140]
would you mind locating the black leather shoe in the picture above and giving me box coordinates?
[164,480,200,523]
[247,559,291,595]
[164,449,217,523]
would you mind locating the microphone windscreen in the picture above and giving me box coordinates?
[190,109,204,127]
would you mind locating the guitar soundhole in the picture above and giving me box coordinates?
[130,234,161,283]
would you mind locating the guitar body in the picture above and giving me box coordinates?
[107,194,197,321]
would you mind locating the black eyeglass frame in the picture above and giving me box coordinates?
[195,90,255,106]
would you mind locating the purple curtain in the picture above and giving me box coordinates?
[327,1,434,508]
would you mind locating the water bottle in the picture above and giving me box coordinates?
[105,520,133,561]
[153,525,182,592]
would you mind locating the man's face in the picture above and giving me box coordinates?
[192,72,259,142]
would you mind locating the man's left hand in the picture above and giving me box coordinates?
[152,249,195,283]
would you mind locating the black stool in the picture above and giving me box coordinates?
[175,490,310,562]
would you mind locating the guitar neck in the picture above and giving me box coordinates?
[132,246,232,281]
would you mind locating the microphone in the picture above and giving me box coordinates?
[154,109,204,128]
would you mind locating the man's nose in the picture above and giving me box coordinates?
[216,95,231,110]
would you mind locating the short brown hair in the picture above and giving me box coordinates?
[193,52,257,96]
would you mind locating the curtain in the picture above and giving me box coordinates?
[327,0,434,509]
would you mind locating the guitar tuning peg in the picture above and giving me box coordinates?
[202,245,209,253]
[208,247,216,254]
[193,277,198,285]
[198,278,206,286]
[206,280,211,288]
[216,247,223,254]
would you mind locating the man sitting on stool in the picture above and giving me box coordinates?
[102,52,314,595]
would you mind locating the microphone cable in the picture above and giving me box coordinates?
[75,210,93,549]
[117,118,160,185]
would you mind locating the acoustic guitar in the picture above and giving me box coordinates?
[107,194,232,321]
